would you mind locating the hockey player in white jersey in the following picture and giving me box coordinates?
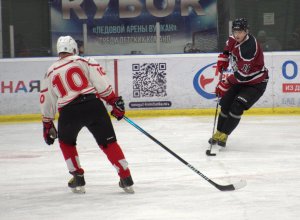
[40,36,134,194]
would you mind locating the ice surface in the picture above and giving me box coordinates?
[0,115,300,220]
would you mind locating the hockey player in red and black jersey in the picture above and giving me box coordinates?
[40,36,134,194]
[209,18,268,147]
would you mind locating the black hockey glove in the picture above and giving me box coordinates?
[43,121,57,145]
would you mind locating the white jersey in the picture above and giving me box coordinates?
[40,55,113,120]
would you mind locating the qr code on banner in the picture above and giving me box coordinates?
[132,63,167,98]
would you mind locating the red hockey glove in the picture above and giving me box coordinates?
[108,96,125,121]
[43,120,57,145]
[217,54,229,73]
[216,79,231,98]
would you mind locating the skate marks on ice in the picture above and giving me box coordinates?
[0,116,300,219]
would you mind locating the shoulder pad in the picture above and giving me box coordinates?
[88,57,98,64]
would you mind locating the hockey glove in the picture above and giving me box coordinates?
[108,96,125,120]
[217,54,229,73]
[216,79,231,98]
[43,120,57,145]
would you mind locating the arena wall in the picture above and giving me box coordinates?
[0,52,300,121]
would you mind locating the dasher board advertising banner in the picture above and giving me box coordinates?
[0,57,115,115]
[117,54,273,110]
[272,52,300,107]
[50,0,218,55]
[0,58,55,115]
[1,52,300,115]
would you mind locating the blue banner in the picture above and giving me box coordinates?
[50,0,217,55]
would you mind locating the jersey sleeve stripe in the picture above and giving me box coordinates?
[47,70,53,77]
[98,85,112,97]
[53,60,74,71]
[76,58,100,67]
[40,88,48,93]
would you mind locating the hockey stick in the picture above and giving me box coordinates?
[206,97,220,156]
[123,116,246,191]
[206,69,224,156]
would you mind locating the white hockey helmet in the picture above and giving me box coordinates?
[56,36,78,54]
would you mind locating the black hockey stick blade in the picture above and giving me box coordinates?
[206,149,216,156]
[212,179,247,191]
[124,116,247,191]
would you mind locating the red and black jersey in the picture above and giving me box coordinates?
[224,34,268,85]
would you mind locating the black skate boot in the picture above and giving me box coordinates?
[68,171,86,194]
[119,175,134,194]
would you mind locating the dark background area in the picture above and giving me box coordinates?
[1,0,299,58]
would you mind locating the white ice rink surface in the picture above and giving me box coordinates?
[0,115,300,220]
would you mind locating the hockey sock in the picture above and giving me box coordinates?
[221,100,245,135]
[222,112,241,135]
[100,142,131,179]
[217,110,228,131]
[59,140,84,174]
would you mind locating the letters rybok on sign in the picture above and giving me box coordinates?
[62,0,205,19]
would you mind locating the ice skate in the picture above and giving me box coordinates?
[217,132,228,147]
[208,131,228,147]
[119,175,134,194]
[208,130,222,145]
[68,171,86,194]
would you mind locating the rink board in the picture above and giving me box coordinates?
[0,52,300,118]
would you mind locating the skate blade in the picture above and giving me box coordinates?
[71,186,86,194]
[122,186,134,194]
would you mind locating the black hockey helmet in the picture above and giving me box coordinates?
[232,18,249,31]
